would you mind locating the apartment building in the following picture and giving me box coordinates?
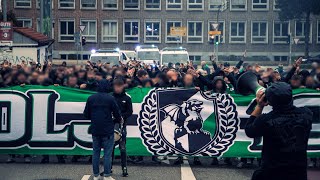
[8,0,320,61]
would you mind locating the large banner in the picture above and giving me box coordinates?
[0,86,319,157]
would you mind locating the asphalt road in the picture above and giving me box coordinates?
[0,155,319,180]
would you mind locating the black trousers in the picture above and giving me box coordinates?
[111,126,127,169]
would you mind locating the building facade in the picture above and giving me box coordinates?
[8,0,320,61]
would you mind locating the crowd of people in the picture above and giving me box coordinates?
[1,55,320,174]
[1,55,319,92]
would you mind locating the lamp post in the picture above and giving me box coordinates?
[3,0,7,21]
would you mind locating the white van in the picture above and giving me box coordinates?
[135,45,160,65]
[160,47,189,66]
[90,49,126,65]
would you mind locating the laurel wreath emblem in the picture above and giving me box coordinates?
[138,89,239,156]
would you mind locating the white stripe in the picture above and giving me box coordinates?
[127,126,140,138]
[81,175,90,180]
[56,102,85,114]
[132,103,142,116]
[181,160,196,180]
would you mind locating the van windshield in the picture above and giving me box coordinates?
[90,56,119,65]
[137,51,160,61]
[162,54,189,64]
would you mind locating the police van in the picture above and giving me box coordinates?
[135,45,160,65]
[90,48,130,65]
[160,47,190,66]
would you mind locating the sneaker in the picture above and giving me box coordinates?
[40,158,49,164]
[173,157,183,165]
[6,157,15,163]
[103,177,115,180]
[308,159,315,168]
[211,158,219,166]
[93,175,101,180]
[237,162,245,168]
[122,167,128,177]
[24,157,31,163]
[133,157,143,164]
[152,156,161,164]
[193,157,202,166]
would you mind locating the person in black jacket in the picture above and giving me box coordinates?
[245,82,312,180]
[84,79,122,180]
[111,78,133,177]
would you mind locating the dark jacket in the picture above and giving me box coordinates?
[84,80,122,136]
[245,107,312,180]
[112,91,133,123]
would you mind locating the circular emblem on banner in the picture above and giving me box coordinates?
[138,89,240,156]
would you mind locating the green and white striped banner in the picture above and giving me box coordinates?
[0,86,319,158]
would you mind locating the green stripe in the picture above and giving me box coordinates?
[2,86,319,104]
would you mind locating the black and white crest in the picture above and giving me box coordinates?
[138,88,240,156]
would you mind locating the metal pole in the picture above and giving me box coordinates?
[216,41,219,62]
[3,0,7,21]
[80,33,83,64]
[289,39,292,66]
[40,0,43,33]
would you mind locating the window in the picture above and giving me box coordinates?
[274,56,288,62]
[36,0,54,9]
[317,21,320,43]
[209,0,224,11]
[188,0,204,10]
[59,19,75,42]
[17,18,32,28]
[252,21,268,43]
[81,0,97,9]
[145,0,161,10]
[80,20,97,42]
[59,0,75,9]
[102,21,118,42]
[15,0,31,8]
[273,0,279,10]
[230,21,246,43]
[273,21,289,43]
[166,0,182,10]
[188,21,203,43]
[123,0,140,10]
[145,20,161,43]
[294,21,312,44]
[208,21,225,43]
[189,55,202,61]
[166,20,182,43]
[230,0,247,11]
[102,0,118,9]
[252,0,269,10]
[123,20,140,43]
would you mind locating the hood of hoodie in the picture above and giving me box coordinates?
[266,82,294,112]
[97,79,110,93]
[212,76,227,93]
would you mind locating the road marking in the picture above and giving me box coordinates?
[181,160,196,180]
[81,175,91,180]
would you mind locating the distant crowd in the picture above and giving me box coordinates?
[1,55,320,94]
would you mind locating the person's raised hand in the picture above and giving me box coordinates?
[80,84,87,89]
[293,57,303,68]
[256,90,268,108]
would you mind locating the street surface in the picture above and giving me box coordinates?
[0,155,319,180]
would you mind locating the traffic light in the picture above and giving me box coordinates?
[287,34,291,44]
[81,36,86,46]
[215,36,220,45]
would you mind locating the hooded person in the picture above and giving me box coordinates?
[197,75,227,93]
[245,82,313,180]
[84,79,122,180]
